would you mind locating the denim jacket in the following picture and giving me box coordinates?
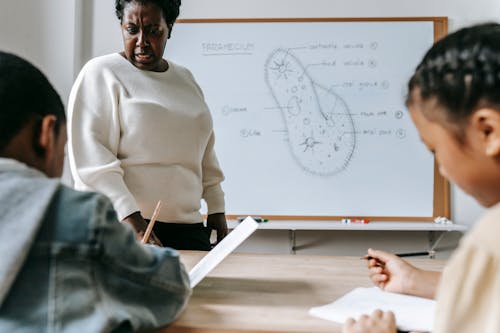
[0,158,191,332]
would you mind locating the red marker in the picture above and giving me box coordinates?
[342,219,370,224]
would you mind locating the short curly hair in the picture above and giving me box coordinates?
[115,0,181,26]
[407,23,500,128]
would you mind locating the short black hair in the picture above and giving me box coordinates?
[0,51,65,153]
[407,23,500,126]
[115,0,181,26]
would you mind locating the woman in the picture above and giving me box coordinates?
[343,23,500,333]
[68,0,228,250]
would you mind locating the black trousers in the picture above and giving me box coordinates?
[150,221,211,251]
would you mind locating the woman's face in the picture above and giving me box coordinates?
[120,1,170,72]
[409,90,500,207]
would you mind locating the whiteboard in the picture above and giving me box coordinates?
[165,18,449,220]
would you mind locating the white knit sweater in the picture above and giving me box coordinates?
[67,53,225,223]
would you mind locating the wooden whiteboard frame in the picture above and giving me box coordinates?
[177,17,450,222]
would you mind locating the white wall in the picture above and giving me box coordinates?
[0,0,77,182]
[2,0,497,257]
[0,1,77,105]
[83,0,500,70]
[179,0,500,27]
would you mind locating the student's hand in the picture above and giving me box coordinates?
[122,212,163,246]
[367,248,440,299]
[206,213,228,245]
[366,248,418,295]
[342,310,397,333]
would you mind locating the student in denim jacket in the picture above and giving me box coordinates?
[0,51,191,332]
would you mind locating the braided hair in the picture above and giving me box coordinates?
[115,0,181,26]
[407,23,500,128]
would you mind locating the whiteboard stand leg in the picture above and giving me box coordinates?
[427,231,446,259]
[289,230,296,255]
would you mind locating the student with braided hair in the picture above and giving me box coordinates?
[343,23,500,333]
[68,0,228,250]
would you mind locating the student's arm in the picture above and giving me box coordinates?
[94,193,191,331]
[201,131,228,243]
[366,249,441,299]
[67,61,144,233]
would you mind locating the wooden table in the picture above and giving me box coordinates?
[153,252,446,333]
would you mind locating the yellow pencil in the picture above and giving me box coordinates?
[142,200,162,244]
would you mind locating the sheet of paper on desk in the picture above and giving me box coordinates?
[189,216,259,288]
[309,287,435,332]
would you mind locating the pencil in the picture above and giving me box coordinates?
[142,200,162,244]
[361,251,429,260]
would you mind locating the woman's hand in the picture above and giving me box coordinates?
[366,248,440,299]
[123,212,163,246]
[206,213,228,245]
[342,310,397,333]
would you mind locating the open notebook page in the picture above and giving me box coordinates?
[310,287,435,332]
[189,216,259,288]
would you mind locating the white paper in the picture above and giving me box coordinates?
[189,217,259,288]
[309,287,435,332]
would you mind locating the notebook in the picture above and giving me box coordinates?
[309,287,436,332]
[189,216,259,288]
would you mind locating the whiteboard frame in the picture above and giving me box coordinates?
[176,17,449,222]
